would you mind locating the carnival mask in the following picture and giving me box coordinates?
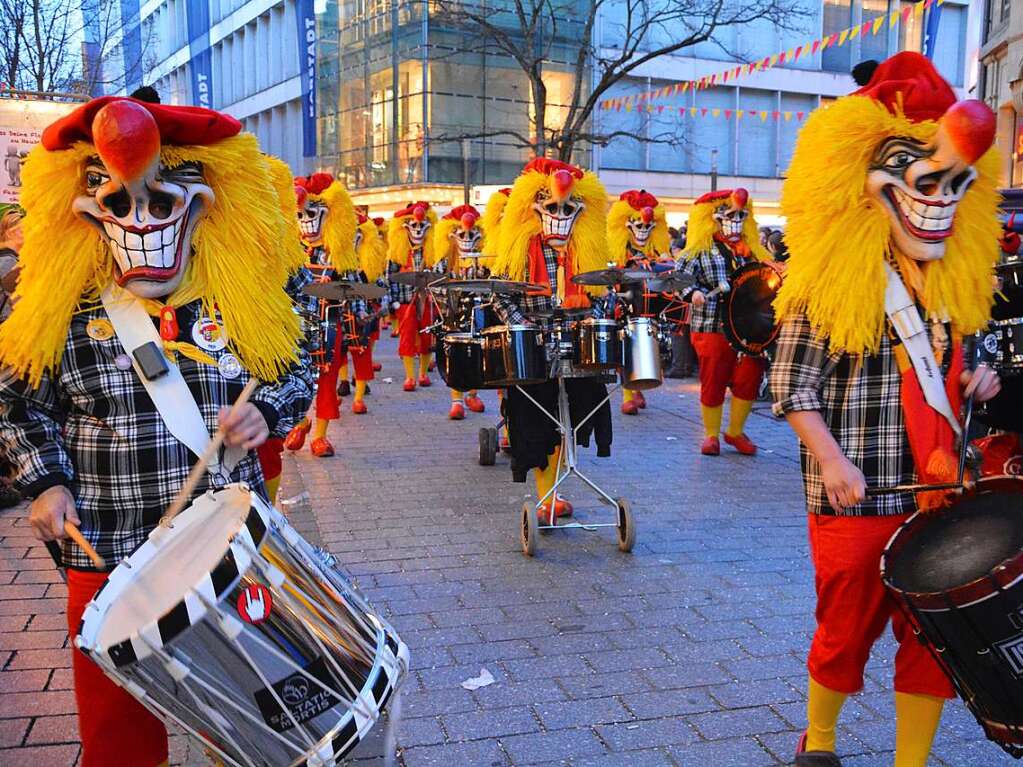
[452,212,482,256]
[627,207,655,249]
[298,198,327,244]
[72,102,212,299]
[534,169,584,248]
[403,205,431,247]
[712,191,748,244]
[865,100,994,262]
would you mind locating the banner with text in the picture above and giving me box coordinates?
[297,0,317,158]
[186,0,213,109]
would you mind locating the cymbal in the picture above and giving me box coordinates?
[619,268,659,282]
[646,271,695,292]
[572,268,629,286]
[302,281,387,301]
[390,270,439,288]
[433,278,547,295]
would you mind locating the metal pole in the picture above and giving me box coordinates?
[710,148,718,191]
[462,138,471,204]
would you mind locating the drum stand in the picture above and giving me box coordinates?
[514,371,635,556]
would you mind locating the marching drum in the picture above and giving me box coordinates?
[481,324,548,387]
[621,317,662,391]
[722,261,783,357]
[881,478,1023,756]
[76,485,409,767]
[436,332,485,391]
[979,319,1023,376]
[574,318,623,370]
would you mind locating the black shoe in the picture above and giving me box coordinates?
[337,380,351,397]
[794,733,842,766]
[0,487,20,509]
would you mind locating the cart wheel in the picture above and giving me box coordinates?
[615,498,636,553]
[521,502,538,557]
[479,427,497,466]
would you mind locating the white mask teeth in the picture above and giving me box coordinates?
[103,216,184,273]
[890,186,956,236]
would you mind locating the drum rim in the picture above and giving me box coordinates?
[723,261,782,356]
[76,484,271,667]
[990,317,1023,327]
[578,318,619,327]
[880,476,1023,610]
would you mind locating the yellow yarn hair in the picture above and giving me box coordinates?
[357,218,387,281]
[1,134,301,386]
[775,95,1002,354]
[388,208,438,267]
[495,168,610,292]
[433,215,486,273]
[683,197,768,262]
[480,191,509,257]
[606,199,671,265]
[317,181,359,273]
[264,155,307,274]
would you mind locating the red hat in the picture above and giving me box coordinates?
[372,216,385,227]
[620,189,659,211]
[42,96,240,151]
[295,172,334,196]
[498,187,512,196]
[357,213,370,225]
[294,184,308,207]
[394,201,431,219]
[444,204,480,222]
[522,158,584,180]
[853,51,956,123]
[694,188,748,207]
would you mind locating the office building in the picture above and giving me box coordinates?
[979,0,1022,188]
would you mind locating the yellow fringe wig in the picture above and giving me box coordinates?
[494,168,610,290]
[682,195,769,262]
[265,155,307,274]
[388,207,438,267]
[480,189,510,258]
[316,181,359,273]
[357,218,387,281]
[775,95,1002,354]
[606,199,670,265]
[432,215,484,273]
[1,134,301,386]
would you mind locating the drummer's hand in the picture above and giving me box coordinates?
[820,455,866,512]
[219,403,269,450]
[691,291,706,307]
[961,364,1001,403]
[28,485,78,542]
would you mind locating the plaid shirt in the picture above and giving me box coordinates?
[769,311,960,517]
[388,247,444,306]
[677,242,753,334]
[0,299,313,569]
[495,243,607,326]
[286,265,318,316]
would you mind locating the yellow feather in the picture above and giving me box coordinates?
[606,200,670,265]
[264,155,306,274]
[480,191,509,258]
[388,208,438,267]
[682,198,769,262]
[317,182,359,273]
[357,218,387,281]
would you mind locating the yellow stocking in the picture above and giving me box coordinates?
[313,417,330,441]
[264,474,281,503]
[534,446,562,504]
[894,692,944,767]
[805,677,848,753]
[419,353,432,375]
[451,389,463,402]
[401,356,416,379]
[701,404,723,438]
[354,380,367,402]
[339,361,349,382]
[623,389,635,403]
[295,416,310,430]
[726,397,754,437]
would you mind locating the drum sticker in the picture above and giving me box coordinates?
[983,332,999,356]
[253,657,342,733]
[1005,455,1023,476]
[237,583,273,624]
[192,317,229,352]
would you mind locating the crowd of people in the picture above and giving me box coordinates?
[0,51,1018,767]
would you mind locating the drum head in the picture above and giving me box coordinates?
[723,262,782,355]
[887,492,1023,595]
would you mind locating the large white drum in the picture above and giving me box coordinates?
[76,484,408,767]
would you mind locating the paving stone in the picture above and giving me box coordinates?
[595,717,700,751]
[534,697,633,730]
[687,706,791,740]
[619,688,719,719]
[501,728,607,764]
[442,705,538,741]
[668,736,783,766]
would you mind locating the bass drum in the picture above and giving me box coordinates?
[722,261,784,357]
[881,477,1023,756]
[436,333,485,391]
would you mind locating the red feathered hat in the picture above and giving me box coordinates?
[444,204,481,224]
[853,51,956,123]
[42,96,240,151]
[372,216,385,227]
[295,172,334,196]
[394,201,431,219]
[620,189,659,211]
[694,188,748,207]
[522,157,584,180]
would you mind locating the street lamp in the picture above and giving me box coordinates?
[710,148,718,192]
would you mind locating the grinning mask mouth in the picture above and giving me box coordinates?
[627,206,656,249]
[74,159,212,298]
[712,201,748,244]
[533,189,583,248]
[403,211,431,247]
[453,212,482,257]
[298,199,327,244]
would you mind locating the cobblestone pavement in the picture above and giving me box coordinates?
[0,333,1014,766]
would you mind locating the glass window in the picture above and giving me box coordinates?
[860,0,889,64]
[822,0,852,73]
[899,1,923,53]
[690,88,735,175]
[737,89,776,178]
[931,5,966,87]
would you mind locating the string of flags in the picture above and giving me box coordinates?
[599,0,944,113]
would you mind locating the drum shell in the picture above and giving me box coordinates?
[481,325,548,387]
[437,333,485,391]
[622,318,663,391]
[881,478,1023,746]
[978,318,1023,377]
[574,318,623,370]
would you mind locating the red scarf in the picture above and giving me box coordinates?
[526,235,590,309]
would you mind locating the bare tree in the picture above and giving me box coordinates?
[432,0,809,161]
[20,0,79,92]
[0,0,27,89]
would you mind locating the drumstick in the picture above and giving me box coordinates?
[63,522,106,570]
[160,378,259,527]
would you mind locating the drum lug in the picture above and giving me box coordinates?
[219,613,244,640]
[164,655,191,682]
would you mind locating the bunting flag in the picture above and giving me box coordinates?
[653,107,807,123]
[599,0,941,112]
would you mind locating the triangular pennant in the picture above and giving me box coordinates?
[793,45,803,61]
[709,73,717,85]
[689,107,698,117]
[923,0,934,8]
[796,111,804,120]
[701,107,708,117]
[861,20,872,36]
[733,67,742,80]
[625,103,633,112]
[779,51,787,64]
[772,110,780,120]
[783,111,792,121]
[748,110,758,118]
[711,108,720,118]
[724,109,732,120]
[657,105,664,113]
[838,28,850,46]
[736,109,745,119]
[811,38,822,54]
[890,8,900,27]
[913,0,925,15]
[769,53,779,67]
[872,15,885,35]
[760,111,768,122]
[902,5,913,21]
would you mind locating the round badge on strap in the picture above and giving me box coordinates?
[192,317,229,352]
[218,353,242,380]
[86,318,115,341]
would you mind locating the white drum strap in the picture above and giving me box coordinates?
[100,283,242,477]
[883,262,961,436]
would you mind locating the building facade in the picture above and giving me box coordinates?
[979,0,1022,188]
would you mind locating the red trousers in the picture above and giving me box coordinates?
[690,331,765,407]
[397,302,434,357]
[315,333,374,420]
[807,514,955,698]
[67,569,168,767]
[256,437,284,482]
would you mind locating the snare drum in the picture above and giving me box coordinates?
[481,324,547,387]
[979,318,1023,376]
[77,485,409,767]
[574,318,623,370]
[437,332,485,391]
[622,317,662,391]
[881,478,1023,755]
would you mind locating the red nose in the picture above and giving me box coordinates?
[413,205,427,222]
[640,206,654,224]
[92,100,161,181]
[730,188,749,209]
[460,211,477,230]
[552,169,575,199]
[941,99,996,165]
